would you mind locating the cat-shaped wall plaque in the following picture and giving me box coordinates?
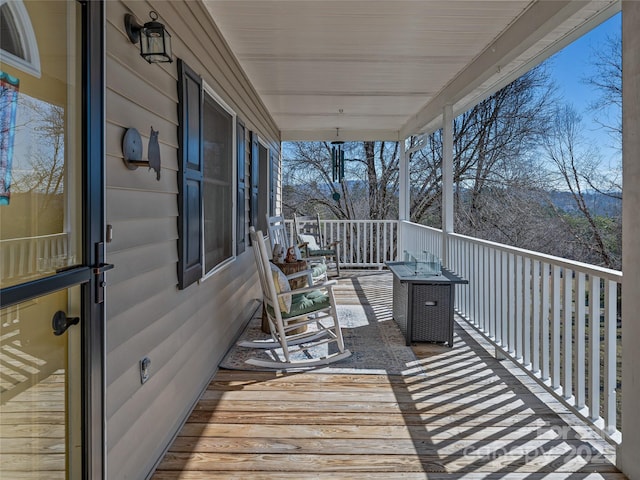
[148,127,161,181]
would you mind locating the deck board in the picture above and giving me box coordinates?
[152,271,624,479]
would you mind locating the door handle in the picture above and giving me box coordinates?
[52,311,80,336]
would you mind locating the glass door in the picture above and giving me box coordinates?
[0,288,82,479]
[0,1,104,478]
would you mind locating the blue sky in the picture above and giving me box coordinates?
[544,12,621,166]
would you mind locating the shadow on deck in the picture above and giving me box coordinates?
[152,271,624,479]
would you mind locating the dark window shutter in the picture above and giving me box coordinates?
[250,130,260,233]
[177,59,203,289]
[236,119,246,254]
[269,149,276,216]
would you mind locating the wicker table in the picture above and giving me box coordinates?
[387,261,467,347]
[262,260,309,334]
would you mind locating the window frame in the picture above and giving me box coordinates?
[250,134,276,234]
[200,81,237,280]
[0,0,42,78]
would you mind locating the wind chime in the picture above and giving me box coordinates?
[331,140,345,182]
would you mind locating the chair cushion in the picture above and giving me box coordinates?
[269,263,291,313]
[309,249,336,257]
[299,233,320,250]
[310,262,327,278]
[284,289,330,319]
[265,289,330,319]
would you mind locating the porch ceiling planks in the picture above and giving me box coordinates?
[151,273,622,479]
[202,0,618,140]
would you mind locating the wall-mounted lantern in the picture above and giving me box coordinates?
[124,10,172,64]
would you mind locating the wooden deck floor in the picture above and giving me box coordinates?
[152,272,624,480]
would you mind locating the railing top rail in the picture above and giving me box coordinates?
[0,232,69,244]
[449,232,622,282]
[399,220,444,234]
[316,219,398,224]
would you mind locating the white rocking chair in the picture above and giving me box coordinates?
[266,214,328,283]
[242,227,351,368]
[294,213,341,277]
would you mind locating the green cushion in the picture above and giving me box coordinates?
[266,289,330,319]
[286,290,330,318]
[310,262,327,278]
[309,249,336,257]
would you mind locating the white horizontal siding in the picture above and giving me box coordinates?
[105,1,279,478]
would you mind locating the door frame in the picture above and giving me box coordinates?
[82,2,105,478]
[0,1,106,478]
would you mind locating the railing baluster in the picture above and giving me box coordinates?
[532,260,540,374]
[541,262,550,382]
[358,221,361,265]
[508,253,516,354]
[515,255,523,359]
[575,272,586,410]
[563,268,573,401]
[29,237,37,273]
[467,240,472,319]
[18,239,27,276]
[488,248,495,339]
[349,222,354,264]
[604,279,617,434]
[8,242,17,278]
[473,243,479,326]
[375,222,380,266]
[501,250,508,349]
[483,246,490,333]
[551,265,561,390]
[588,275,601,422]
[478,245,485,331]
[523,257,531,367]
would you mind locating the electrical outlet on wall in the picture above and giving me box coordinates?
[140,356,151,384]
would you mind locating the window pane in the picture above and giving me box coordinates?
[0,5,24,59]
[0,1,82,289]
[203,93,233,273]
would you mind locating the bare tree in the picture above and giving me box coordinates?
[283,66,555,234]
[582,32,622,199]
[584,33,621,144]
[283,141,400,220]
[543,105,620,268]
[409,66,555,230]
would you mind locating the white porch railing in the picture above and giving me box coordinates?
[282,218,622,441]
[447,232,622,442]
[398,220,443,260]
[0,233,70,282]
[285,219,398,268]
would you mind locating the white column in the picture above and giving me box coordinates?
[442,104,454,267]
[620,2,640,478]
[399,138,409,221]
[398,138,408,259]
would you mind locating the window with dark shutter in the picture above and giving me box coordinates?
[177,59,239,286]
[270,149,277,216]
[236,119,246,254]
[177,59,203,289]
[250,130,260,234]
[258,142,269,233]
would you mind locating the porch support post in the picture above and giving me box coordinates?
[399,138,409,221]
[442,104,454,267]
[398,138,409,258]
[620,2,640,478]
